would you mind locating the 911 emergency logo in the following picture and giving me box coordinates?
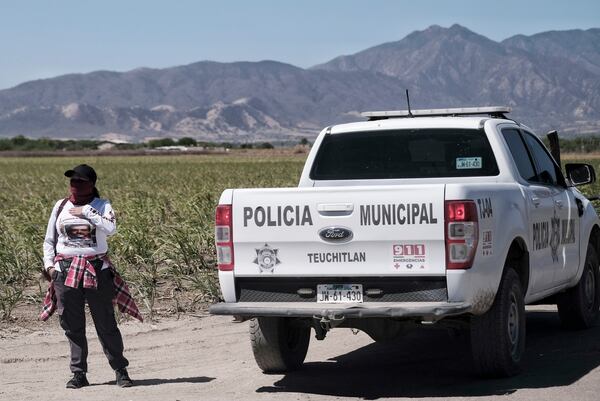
[392,243,428,270]
[253,244,281,273]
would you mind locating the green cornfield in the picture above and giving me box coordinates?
[2,154,600,321]
[0,154,305,320]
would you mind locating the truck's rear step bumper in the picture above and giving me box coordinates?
[209,301,471,320]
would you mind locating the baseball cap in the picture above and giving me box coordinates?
[64,164,97,183]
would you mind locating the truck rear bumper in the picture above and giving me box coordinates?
[209,301,472,320]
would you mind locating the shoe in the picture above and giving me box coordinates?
[66,372,89,389]
[115,368,133,387]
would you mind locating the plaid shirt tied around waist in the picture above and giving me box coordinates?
[40,254,143,322]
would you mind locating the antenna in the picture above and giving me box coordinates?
[405,89,413,117]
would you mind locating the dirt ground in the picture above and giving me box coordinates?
[1,305,600,401]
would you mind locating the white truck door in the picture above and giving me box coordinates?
[502,128,556,293]
[527,185,559,292]
[552,189,580,284]
[521,131,580,286]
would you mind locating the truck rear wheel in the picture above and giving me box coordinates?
[471,268,525,377]
[249,317,310,373]
[557,245,600,329]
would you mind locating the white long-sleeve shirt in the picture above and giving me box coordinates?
[43,198,117,271]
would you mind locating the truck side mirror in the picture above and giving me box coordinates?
[565,163,596,186]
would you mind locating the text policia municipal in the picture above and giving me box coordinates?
[360,203,438,226]
[242,203,438,227]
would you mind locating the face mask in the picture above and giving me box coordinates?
[69,179,95,205]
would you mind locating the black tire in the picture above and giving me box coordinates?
[249,317,310,373]
[557,245,600,330]
[471,268,526,377]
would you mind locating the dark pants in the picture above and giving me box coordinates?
[54,260,129,373]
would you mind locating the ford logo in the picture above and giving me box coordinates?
[318,227,353,243]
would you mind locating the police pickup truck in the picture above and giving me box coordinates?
[210,107,600,377]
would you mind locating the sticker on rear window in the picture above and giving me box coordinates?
[456,157,482,169]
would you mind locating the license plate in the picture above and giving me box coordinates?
[317,284,363,303]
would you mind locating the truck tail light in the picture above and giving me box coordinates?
[445,200,478,269]
[215,204,234,271]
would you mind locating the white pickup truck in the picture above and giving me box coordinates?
[210,107,600,377]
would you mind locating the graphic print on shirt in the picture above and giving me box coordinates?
[61,217,97,248]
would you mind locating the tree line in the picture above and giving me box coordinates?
[12,134,600,153]
[541,136,600,154]
[0,135,312,151]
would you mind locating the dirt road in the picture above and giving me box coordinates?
[1,305,600,401]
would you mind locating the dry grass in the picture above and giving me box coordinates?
[0,154,306,320]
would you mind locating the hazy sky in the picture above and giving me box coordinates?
[1,0,598,89]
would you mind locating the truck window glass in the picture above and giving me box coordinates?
[310,129,499,180]
[502,129,537,182]
[522,132,559,186]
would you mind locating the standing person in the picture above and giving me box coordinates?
[40,164,142,389]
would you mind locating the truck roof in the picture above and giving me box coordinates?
[329,116,514,134]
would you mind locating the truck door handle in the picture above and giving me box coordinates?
[531,196,541,207]
[317,203,354,216]
[555,199,564,209]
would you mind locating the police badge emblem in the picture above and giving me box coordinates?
[253,243,281,273]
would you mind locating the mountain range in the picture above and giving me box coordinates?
[0,24,599,142]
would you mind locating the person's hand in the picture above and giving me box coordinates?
[69,207,85,217]
[43,266,55,282]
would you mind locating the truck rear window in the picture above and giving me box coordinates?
[310,129,499,180]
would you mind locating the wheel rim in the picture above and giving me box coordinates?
[583,266,596,309]
[507,291,520,358]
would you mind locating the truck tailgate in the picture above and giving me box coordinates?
[232,185,445,277]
